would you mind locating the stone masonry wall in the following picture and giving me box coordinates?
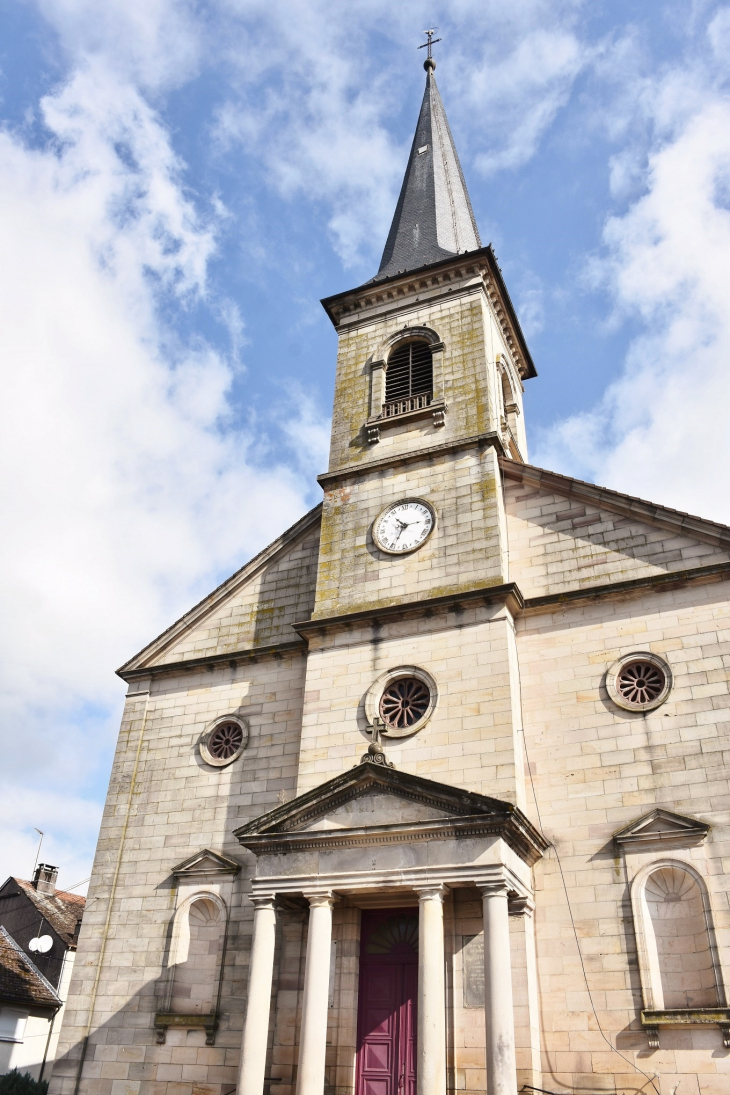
[51,649,308,1095]
[314,445,508,619]
[505,479,730,598]
[517,579,730,1092]
[154,524,320,666]
[296,601,526,808]
[327,280,512,475]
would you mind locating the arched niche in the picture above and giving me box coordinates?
[631,860,726,1011]
[157,890,229,1045]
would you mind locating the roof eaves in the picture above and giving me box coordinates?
[320,246,536,380]
[0,927,62,1009]
[12,879,85,948]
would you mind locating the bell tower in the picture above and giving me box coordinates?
[313,54,536,623]
[294,53,537,808]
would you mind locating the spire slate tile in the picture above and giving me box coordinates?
[375,63,480,280]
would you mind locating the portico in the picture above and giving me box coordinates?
[234,760,547,1095]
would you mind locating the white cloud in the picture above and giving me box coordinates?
[0,58,322,882]
[34,0,203,90]
[534,67,730,525]
[212,0,590,265]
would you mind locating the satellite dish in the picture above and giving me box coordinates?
[29,935,53,954]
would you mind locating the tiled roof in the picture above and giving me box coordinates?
[12,878,85,948]
[0,927,62,1009]
[374,64,481,281]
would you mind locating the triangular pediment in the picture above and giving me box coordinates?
[614,808,709,849]
[118,504,321,676]
[172,849,240,877]
[234,760,549,866]
[295,787,454,831]
[502,459,730,600]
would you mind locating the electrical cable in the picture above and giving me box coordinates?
[521,732,659,1095]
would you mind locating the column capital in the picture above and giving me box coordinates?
[302,890,335,908]
[249,893,277,910]
[478,880,510,899]
[414,883,447,902]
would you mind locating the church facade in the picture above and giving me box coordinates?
[51,57,730,1095]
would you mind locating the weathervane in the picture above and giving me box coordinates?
[418,28,442,69]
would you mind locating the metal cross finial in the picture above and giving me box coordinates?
[418,28,442,60]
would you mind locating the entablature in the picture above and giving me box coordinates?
[320,245,537,381]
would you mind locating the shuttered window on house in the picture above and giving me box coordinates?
[383,341,433,417]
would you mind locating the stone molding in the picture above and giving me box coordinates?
[500,457,730,550]
[234,760,548,867]
[248,863,528,905]
[316,431,508,488]
[119,638,307,681]
[171,848,241,878]
[298,581,524,636]
[522,562,730,616]
[641,1008,730,1049]
[614,808,709,851]
[117,502,322,678]
[319,245,537,380]
[365,399,448,444]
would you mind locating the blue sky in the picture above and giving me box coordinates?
[2,0,730,889]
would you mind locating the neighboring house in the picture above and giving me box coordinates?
[0,866,85,1081]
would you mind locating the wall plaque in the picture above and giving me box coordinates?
[462,934,484,1008]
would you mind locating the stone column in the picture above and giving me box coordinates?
[296,892,335,1095]
[480,882,517,1095]
[238,894,277,1095]
[415,884,447,1095]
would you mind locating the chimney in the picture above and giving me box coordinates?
[33,864,58,895]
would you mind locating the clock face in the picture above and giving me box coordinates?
[373,500,435,554]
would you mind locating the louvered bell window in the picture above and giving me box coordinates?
[382,341,433,418]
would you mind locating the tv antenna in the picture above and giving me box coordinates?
[32,829,44,874]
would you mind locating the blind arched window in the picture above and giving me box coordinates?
[170,897,223,1016]
[383,341,433,416]
[644,866,720,1009]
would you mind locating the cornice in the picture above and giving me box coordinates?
[318,431,508,489]
[501,458,730,550]
[116,503,321,678]
[234,759,549,868]
[118,639,307,682]
[522,562,730,615]
[320,245,537,380]
[295,582,524,637]
[238,813,546,867]
[118,564,730,682]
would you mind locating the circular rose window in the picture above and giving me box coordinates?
[379,677,430,730]
[208,722,243,759]
[364,666,437,739]
[607,653,672,712]
[199,715,249,767]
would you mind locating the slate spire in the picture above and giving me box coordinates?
[375,55,481,281]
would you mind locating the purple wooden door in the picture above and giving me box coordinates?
[356,910,418,1095]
